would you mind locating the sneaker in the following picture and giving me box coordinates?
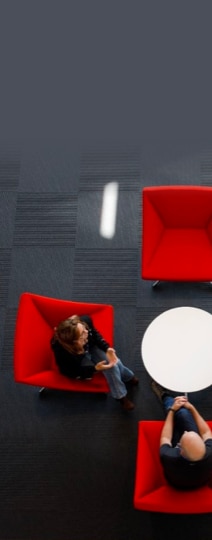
[151,380,166,403]
[119,396,135,411]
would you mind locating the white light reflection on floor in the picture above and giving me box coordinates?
[100,182,119,239]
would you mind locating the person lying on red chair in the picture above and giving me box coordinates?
[51,314,138,411]
[151,381,212,489]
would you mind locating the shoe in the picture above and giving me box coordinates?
[119,396,135,411]
[151,380,166,403]
[127,376,139,386]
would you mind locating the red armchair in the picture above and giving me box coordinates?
[142,186,212,284]
[134,421,212,513]
[14,292,113,394]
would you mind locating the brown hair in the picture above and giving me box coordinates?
[55,315,87,354]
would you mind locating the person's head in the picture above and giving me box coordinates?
[179,431,206,461]
[55,315,88,353]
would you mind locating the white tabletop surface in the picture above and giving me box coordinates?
[141,306,212,393]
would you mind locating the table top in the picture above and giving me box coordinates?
[141,306,212,393]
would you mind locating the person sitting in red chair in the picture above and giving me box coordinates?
[151,381,212,489]
[51,314,138,411]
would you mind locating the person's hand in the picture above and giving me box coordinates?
[171,396,188,411]
[182,400,194,411]
[106,348,118,366]
[95,361,113,371]
[106,347,116,356]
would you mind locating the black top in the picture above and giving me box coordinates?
[51,315,110,380]
[160,439,212,490]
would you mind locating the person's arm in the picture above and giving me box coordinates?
[184,402,212,441]
[81,315,111,352]
[160,410,175,447]
[160,396,188,447]
[94,355,117,371]
[81,315,118,366]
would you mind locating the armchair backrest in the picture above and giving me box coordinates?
[143,186,212,228]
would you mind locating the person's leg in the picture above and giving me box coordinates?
[102,363,128,399]
[161,393,199,434]
[89,346,108,366]
[90,347,128,398]
[161,394,175,413]
[174,407,199,436]
[161,393,199,445]
[115,358,135,383]
[152,383,199,445]
[90,347,134,409]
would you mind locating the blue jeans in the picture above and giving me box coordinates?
[162,394,199,446]
[90,346,134,399]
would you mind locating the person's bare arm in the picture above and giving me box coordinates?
[184,402,212,441]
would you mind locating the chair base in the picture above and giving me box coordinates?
[151,280,212,288]
[38,386,108,399]
[152,280,160,287]
[39,387,46,397]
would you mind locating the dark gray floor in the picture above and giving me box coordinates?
[1,138,212,539]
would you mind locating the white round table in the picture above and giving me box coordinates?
[141,306,212,393]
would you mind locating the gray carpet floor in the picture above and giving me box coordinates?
[1,138,212,539]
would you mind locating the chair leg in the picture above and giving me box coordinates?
[39,387,46,396]
[152,280,160,287]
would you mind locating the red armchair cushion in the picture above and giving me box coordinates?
[142,186,212,281]
[134,421,212,513]
[14,293,113,393]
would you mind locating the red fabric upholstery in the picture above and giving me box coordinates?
[142,186,212,281]
[134,421,212,513]
[14,292,113,393]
